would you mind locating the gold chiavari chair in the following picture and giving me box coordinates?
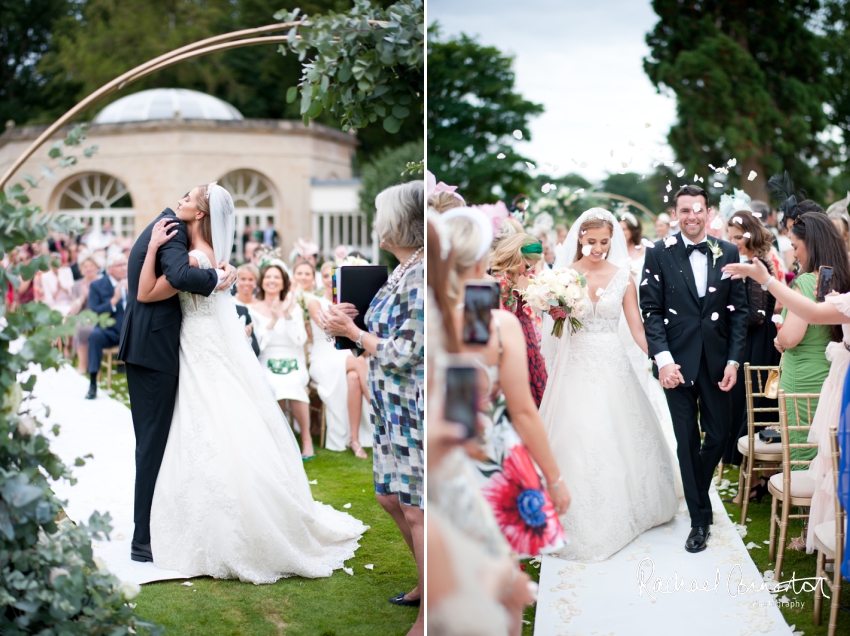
[813,426,845,635]
[768,390,819,582]
[736,364,782,525]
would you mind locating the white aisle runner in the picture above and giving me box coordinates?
[31,364,191,585]
[534,495,795,636]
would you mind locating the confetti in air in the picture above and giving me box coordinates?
[513,130,523,139]
[727,305,735,311]
[708,286,716,293]
[711,312,719,321]
[666,181,672,192]
[497,153,506,159]
[710,217,723,230]
[772,314,783,325]
[747,170,757,181]
[670,219,679,226]
[713,182,723,188]
[664,318,669,324]
[596,288,605,297]
[676,169,686,178]
[525,161,535,170]
[663,195,669,203]
[669,308,677,314]
[732,217,742,224]
[693,203,702,212]
[654,275,660,281]
[582,245,592,256]
[641,279,648,286]
[645,122,651,128]
[664,236,678,248]
[743,232,751,238]
[727,158,737,167]
[641,238,655,248]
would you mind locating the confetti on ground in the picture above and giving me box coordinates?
[364,564,374,570]
[182,582,193,587]
[343,503,352,509]
[343,567,354,576]
[308,479,318,485]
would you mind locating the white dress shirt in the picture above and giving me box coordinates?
[654,233,737,372]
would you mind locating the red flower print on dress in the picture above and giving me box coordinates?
[481,443,567,557]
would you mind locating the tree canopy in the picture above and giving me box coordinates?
[427,28,543,204]
[644,0,834,201]
[6,0,419,163]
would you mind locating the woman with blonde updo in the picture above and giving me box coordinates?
[490,233,547,406]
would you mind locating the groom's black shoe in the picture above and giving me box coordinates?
[685,526,710,553]
[85,386,97,400]
[131,541,153,563]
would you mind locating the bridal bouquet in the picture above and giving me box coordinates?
[521,267,587,337]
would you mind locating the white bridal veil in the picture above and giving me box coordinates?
[541,207,631,378]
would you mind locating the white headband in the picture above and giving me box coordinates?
[440,206,494,261]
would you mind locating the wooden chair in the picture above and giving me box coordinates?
[100,346,120,390]
[304,343,326,448]
[736,363,782,525]
[768,390,819,582]
[813,426,845,635]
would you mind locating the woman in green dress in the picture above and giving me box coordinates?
[777,212,850,469]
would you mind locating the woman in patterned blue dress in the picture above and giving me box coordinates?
[321,180,425,635]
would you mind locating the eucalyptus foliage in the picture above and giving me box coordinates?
[0,126,161,634]
[277,0,423,133]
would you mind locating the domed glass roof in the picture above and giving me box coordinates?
[93,88,244,124]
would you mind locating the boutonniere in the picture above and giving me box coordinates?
[707,239,722,268]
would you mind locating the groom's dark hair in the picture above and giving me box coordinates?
[672,185,709,211]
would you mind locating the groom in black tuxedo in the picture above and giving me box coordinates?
[118,205,236,563]
[640,185,748,553]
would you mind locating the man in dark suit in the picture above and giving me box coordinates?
[640,185,748,553]
[118,206,236,563]
[85,253,128,399]
[235,303,260,356]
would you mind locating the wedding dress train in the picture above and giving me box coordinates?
[539,265,679,563]
[150,251,367,584]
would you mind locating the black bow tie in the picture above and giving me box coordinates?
[686,242,708,256]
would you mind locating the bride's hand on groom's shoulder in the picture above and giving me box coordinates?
[150,219,178,250]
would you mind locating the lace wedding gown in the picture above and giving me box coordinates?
[150,251,367,584]
[539,265,678,563]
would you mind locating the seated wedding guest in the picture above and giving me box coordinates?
[15,245,40,308]
[443,208,570,552]
[721,211,783,500]
[773,213,850,470]
[41,252,75,316]
[307,261,371,458]
[724,254,850,556]
[249,263,314,460]
[233,263,259,306]
[67,242,83,281]
[292,258,318,339]
[68,252,102,373]
[489,234,546,407]
[85,253,128,400]
[321,180,424,623]
[654,211,671,239]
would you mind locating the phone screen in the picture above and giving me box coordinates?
[444,366,478,439]
[463,284,495,344]
[816,266,835,302]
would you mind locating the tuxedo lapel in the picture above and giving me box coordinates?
[671,237,700,304]
[705,239,722,295]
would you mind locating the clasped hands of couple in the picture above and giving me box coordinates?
[546,300,738,393]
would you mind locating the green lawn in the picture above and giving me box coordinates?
[520,465,850,635]
[97,370,418,636]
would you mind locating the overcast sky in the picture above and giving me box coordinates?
[428,0,679,184]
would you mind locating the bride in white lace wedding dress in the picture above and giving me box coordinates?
[139,184,366,584]
[539,208,678,563]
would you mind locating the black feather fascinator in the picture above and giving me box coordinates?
[766,171,806,225]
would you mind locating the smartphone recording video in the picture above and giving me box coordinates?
[463,281,499,344]
[444,365,478,440]
[816,265,834,302]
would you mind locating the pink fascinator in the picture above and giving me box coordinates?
[473,201,511,235]
[426,170,465,203]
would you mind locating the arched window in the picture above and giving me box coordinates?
[220,170,277,262]
[55,173,135,241]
